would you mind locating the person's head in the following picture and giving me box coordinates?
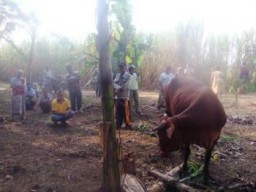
[242,62,248,68]
[27,82,32,89]
[177,67,183,74]
[56,89,64,101]
[119,62,127,74]
[215,66,220,71]
[165,66,172,74]
[128,65,136,74]
[66,64,73,73]
[45,65,49,71]
[16,69,24,78]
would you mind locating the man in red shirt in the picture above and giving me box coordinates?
[10,69,27,120]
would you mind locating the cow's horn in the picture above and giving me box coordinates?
[152,121,166,131]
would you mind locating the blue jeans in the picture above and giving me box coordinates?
[51,111,74,123]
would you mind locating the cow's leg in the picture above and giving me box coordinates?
[182,144,190,174]
[203,148,213,184]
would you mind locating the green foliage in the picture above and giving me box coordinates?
[220,134,235,143]
[0,35,98,83]
[247,83,256,92]
[2,0,256,90]
[110,0,149,72]
[187,161,203,176]
[135,122,147,132]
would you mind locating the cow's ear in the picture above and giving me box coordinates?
[166,123,175,138]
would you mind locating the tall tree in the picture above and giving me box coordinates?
[97,0,121,191]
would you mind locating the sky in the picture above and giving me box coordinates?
[12,0,256,40]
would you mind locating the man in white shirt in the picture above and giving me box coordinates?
[128,65,142,116]
[157,66,175,110]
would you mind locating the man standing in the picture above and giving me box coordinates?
[92,68,101,97]
[211,66,225,97]
[65,64,83,112]
[128,65,142,116]
[10,69,27,120]
[157,66,175,110]
[240,62,250,84]
[114,63,132,129]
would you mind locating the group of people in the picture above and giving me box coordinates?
[114,63,142,130]
[9,62,143,129]
[10,64,83,125]
[10,61,250,128]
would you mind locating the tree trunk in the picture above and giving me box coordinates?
[27,29,36,83]
[97,0,121,191]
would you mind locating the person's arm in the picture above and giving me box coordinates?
[122,74,130,90]
[159,74,163,90]
[65,99,71,116]
[34,95,42,110]
[118,73,130,91]
[10,78,15,88]
[113,73,121,90]
[23,78,27,93]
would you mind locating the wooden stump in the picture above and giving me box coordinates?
[121,174,147,192]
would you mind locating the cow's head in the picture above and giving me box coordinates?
[153,116,181,157]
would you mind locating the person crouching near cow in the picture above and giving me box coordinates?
[51,89,74,126]
[114,63,132,130]
[34,87,52,113]
[10,69,27,120]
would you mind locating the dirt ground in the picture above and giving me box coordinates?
[0,85,255,192]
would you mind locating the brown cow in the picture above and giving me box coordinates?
[154,77,227,183]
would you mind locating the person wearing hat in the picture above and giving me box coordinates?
[10,69,27,120]
[114,62,132,130]
[65,64,83,113]
[128,64,143,116]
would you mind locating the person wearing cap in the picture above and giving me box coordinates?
[157,66,175,110]
[128,64,143,116]
[65,64,83,113]
[114,63,132,130]
[10,69,27,120]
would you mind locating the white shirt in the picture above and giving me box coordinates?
[129,73,139,90]
[159,72,175,88]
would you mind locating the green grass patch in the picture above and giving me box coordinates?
[219,134,235,142]
[187,161,203,175]
[135,121,147,132]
